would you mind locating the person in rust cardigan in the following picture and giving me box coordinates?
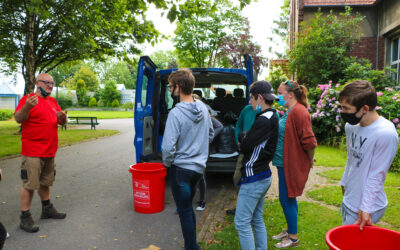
[271,80,317,248]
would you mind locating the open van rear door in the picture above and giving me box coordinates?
[134,56,157,163]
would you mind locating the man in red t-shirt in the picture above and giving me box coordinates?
[15,73,68,233]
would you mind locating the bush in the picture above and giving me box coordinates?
[309,83,344,144]
[289,7,363,86]
[100,80,120,107]
[341,60,397,91]
[308,85,400,172]
[88,97,97,107]
[97,99,104,107]
[111,99,120,108]
[121,102,133,110]
[392,131,400,172]
[267,66,288,91]
[54,93,73,109]
[0,109,14,121]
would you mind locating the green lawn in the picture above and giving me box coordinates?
[0,120,118,158]
[67,110,134,119]
[306,186,400,230]
[204,146,400,248]
[203,200,342,250]
[315,145,347,167]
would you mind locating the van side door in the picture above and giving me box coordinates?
[134,56,157,163]
[244,54,255,97]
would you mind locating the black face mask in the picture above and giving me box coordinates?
[39,86,50,97]
[170,85,179,106]
[340,110,364,125]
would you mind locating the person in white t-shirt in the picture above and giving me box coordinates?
[338,80,398,230]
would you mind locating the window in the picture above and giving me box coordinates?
[141,74,148,106]
[391,37,400,83]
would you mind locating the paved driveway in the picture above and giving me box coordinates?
[0,119,197,250]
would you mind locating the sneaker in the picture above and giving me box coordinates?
[196,201,205,211]
[40,203,66,219]
[226,208,236,215]
[6,232,10,238]
[274,237,300,248]
[272,229,288,240]
[20,212,39,233]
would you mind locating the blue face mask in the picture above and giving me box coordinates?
[256,105,262,113]
[277,95,286,107]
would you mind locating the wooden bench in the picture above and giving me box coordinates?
[62,116,99,130]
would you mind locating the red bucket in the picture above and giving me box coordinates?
[129,163,167,214]
[326,225,400,250]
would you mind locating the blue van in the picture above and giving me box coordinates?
[134,55,255,172]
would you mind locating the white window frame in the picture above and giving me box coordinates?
[390,36,400,84]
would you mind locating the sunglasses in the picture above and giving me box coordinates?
[167,84,175,90]
[285,80,293,89]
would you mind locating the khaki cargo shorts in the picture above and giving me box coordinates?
[20,156,56,190]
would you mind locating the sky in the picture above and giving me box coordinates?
[2,0,284,95]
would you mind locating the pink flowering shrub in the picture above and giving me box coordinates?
[307,84,400,171]
[308,83,344,144]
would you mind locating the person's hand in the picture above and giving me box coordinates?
[24,94,38,109]
[354,210,373,231]
[56,110,68,125]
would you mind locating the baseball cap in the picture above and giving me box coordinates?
[250,81,279,101]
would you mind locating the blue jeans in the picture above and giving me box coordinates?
[169,165,202,250]
[235,177,272,250]
[277,167,298,234]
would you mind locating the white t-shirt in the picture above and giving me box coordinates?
[340,117,398,213]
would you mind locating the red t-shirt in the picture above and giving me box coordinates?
[15,94,62,157]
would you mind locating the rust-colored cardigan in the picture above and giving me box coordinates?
[283,103,318,197]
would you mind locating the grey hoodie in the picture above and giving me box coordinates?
[162,99,214,174]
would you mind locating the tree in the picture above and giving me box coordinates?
[76,79,88,106]
[0,0,164,95]
[218,19,266,75]
[0,0,253,95]
[71,66,99,91]
[100,80,120,107]
[267,0,290,59]
[150,50,178,69]
[173,0,245,68]
[289,7,364,85]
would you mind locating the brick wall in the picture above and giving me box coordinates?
[349,36,384,69]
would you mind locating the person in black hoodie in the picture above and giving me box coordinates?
[234,81,279,250]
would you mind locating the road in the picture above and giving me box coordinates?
[0,119,234,250]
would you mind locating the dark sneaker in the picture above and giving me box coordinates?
[20,212,39,233]
[41,203,66,219]
[196,201,205,211]
[226,208,236,215]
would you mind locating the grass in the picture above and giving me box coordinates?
[205,146,400,249]
[315,145,347,167]
[67,110,133,119]
[306,185,400,230]
[0,120,118,158]
[307,186,343,207]
[203,200,342,250]
[319,168,400,187]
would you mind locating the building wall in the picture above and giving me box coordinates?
[0,96,16,109]
[379,0,400,37]
[294,1,385,69]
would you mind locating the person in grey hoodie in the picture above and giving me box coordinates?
[162,69,214,250]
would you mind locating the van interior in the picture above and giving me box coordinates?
[154,70,250,172]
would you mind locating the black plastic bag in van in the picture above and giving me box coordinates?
[216,125,238,154]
